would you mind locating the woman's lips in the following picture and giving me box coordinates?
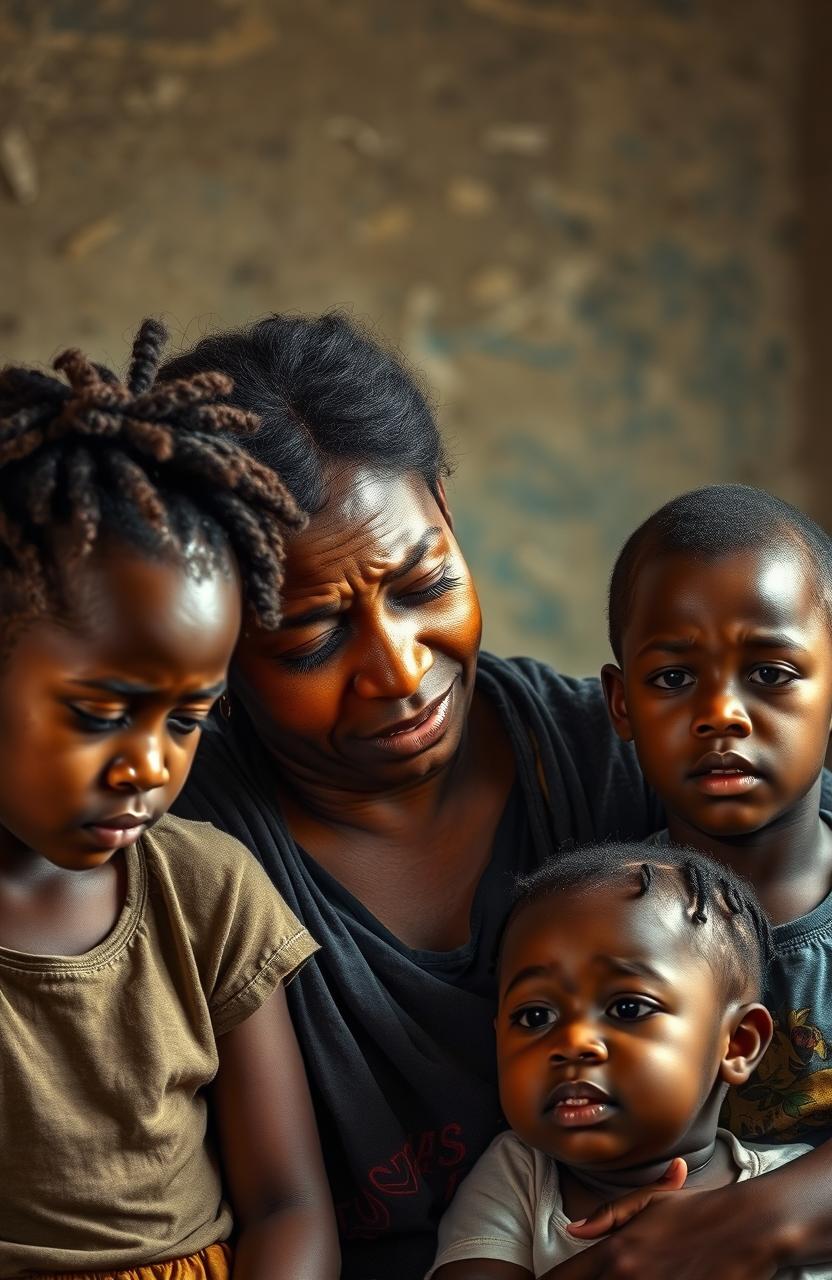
[364,683,456,757]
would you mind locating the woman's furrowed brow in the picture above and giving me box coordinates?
[384,526,443,583]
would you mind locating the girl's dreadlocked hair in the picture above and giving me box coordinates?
[0,319,305,637]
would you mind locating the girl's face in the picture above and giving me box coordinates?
[232,463,483,793]
[0,543,241,871]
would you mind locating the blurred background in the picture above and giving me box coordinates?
[2,0,829,673]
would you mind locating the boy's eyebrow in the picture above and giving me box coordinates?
[637,632,809,658]
[72,677,227,698]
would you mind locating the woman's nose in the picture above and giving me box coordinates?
[691,683,752,738]
[352,624,433,699]
[106,738,171,792]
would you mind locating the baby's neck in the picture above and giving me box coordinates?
[558,1132,735,1222]
[666,778,832,925]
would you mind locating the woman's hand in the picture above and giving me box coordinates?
[566,1156,687,1238]
[543,1176,786,1280]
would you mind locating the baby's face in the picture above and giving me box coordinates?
[606,545,832,842]
[496,880,736,1171]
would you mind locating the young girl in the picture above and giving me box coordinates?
[0,322,339,1279]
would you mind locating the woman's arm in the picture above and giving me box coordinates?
[532,1140,832,1280]
[212,983,340,1280]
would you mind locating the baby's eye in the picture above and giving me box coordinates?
[649,669,693,690]
[607,997,657,1021]
[510,1006,557,1030]
[748,665,796,687]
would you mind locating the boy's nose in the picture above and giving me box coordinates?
[692,688,752,738]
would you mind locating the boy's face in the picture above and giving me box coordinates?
[0,543,241,872]
[603,546,832,840]
[496,881,762,1171]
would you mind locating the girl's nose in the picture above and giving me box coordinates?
[106,740,170,792]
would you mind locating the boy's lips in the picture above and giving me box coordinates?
[689,750,761,797]
[545,1080,615,1128]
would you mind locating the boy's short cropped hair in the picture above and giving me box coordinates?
[607,484,832,662]
[507,841,774,1004]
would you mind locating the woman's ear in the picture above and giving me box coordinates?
[601,663,633,742]
[436,477,454,532]
[720,1003,774,1086]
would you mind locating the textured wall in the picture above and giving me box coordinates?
[1,0,806,673]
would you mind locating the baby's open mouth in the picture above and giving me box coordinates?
[545,1081,615,1128]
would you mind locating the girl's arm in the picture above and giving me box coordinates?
[212,983,340,1280]
[528,1140,832,1280]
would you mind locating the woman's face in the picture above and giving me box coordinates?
[232,463,482,793]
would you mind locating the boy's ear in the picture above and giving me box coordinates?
[720,1003,774,1086]
[601,663,633,742]
[436,478,454,532]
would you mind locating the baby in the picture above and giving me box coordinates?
[428,842,827,1278]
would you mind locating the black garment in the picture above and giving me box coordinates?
[174,654,659,1279]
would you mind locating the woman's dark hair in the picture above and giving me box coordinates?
[505,840,774,1002]
[608,484,832,662]
[0,318,304,637]
[158,311,450,512]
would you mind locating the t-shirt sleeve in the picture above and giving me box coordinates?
[208,845,319,1037]
[146,815,319,1038]
[426,1132,538,1276]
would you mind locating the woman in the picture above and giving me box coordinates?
[161,315,829,1280]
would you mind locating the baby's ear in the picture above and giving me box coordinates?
[720,1003,774,1086]
[601,663,633,742]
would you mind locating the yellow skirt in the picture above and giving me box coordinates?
[32,1242,231,1280]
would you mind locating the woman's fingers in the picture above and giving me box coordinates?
[567,1157,688,1239]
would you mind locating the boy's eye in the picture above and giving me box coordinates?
[510,1005,557,1030]
[748,665,796,687]
[649,669,693,690]
[607,997,657,1021]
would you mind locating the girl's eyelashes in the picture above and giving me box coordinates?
[70,705,208,736]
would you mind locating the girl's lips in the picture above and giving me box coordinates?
[82,820,149,850]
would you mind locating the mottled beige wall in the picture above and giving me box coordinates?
[1,0,811,673]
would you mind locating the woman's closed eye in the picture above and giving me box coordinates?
[397,569,461,608]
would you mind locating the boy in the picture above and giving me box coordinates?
[428,843,826,1277]
[602,484,832,1145]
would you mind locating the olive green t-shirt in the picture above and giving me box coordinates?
[0,814,318,1277]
